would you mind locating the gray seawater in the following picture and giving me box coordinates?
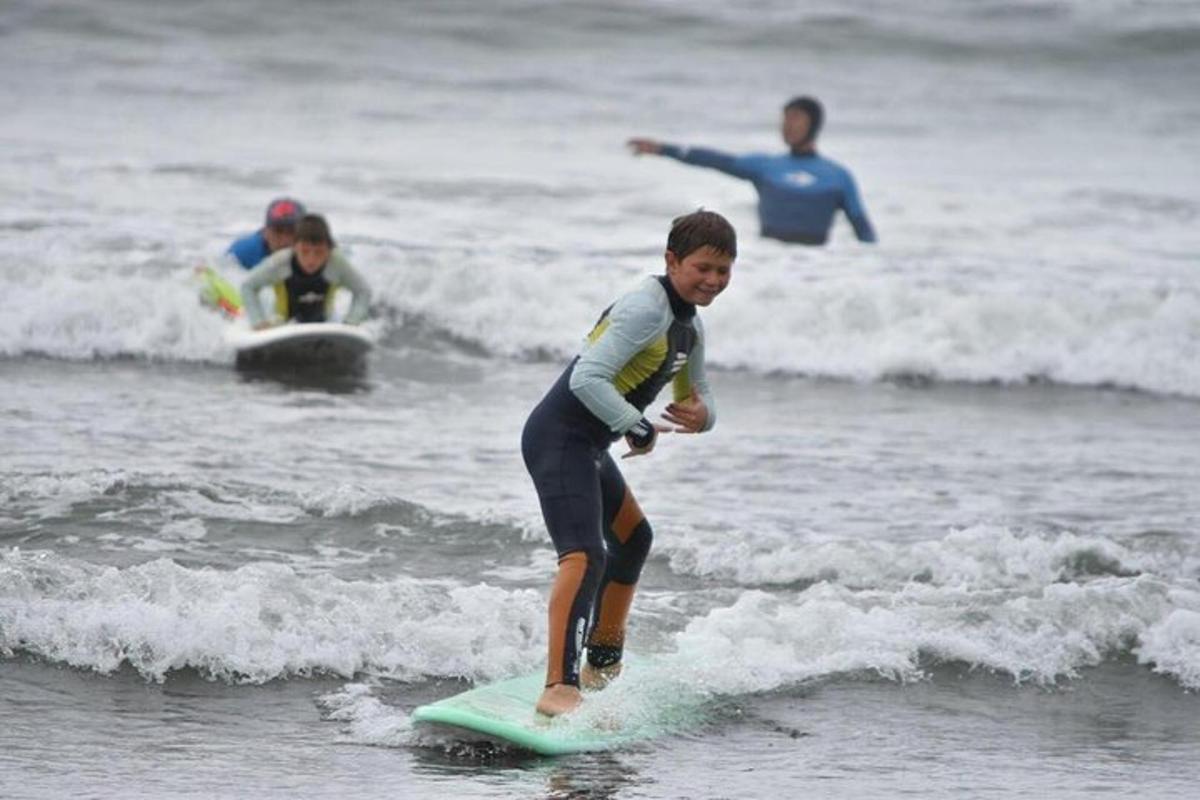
[3,1,1200,798]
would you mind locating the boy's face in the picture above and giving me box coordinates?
[665,246,733,307]
[264,224,296,252]
[295,240,331,274]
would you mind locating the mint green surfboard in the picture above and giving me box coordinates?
[411,666,707,756]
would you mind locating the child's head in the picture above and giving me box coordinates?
[664,210,736,307]
[295,214,334,246]
[294,214,335,274]
[666,209,737,262]
[263,197,305,252]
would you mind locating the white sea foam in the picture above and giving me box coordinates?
[656,526,1200,691]
[2,471,138,520]
[671,576,1200,692]
[2,470,302,524]
[310,246,1200,398]
[318,683,413,747]
[157,518,207,541]
[706,271,1200,397]
[3,226,1199,397]
[1,469,413,525]
[659,524,1188,589]
[1137,608,1200,689]
[7,539,1194,701]
[300,483,416,519]
[0,550,544,684]
[0,266,233,363]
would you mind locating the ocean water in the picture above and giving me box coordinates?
[2,0,1199,797]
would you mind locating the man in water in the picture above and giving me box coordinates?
[227,197,306,269]
[628,96,876,246]
[240,213,371,329]
[521,209,735,716]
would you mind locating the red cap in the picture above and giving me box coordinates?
[265,197,305,227]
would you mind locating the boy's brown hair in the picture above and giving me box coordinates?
[296,214,335,247]
[666,209,737,260]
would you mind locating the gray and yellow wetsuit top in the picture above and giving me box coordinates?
[240,248,371,327]
[564,274,715,443]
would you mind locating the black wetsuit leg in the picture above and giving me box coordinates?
[587,454,653,668]
[521,390,608,688]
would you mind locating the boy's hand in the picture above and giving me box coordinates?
[661,389,708,433]
[626,138,663,156]
[621,418,672,459]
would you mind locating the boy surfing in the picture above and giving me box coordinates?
[521,210,736,716]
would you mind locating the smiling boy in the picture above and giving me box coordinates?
[239,213,372,329]
[521,209,736,716]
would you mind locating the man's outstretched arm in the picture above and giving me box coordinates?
[628,138,759,181]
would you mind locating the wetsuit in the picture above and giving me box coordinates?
[522,275,715,687]
[227,230,271,270]
[239,248,372,327]
[659,145,876,245]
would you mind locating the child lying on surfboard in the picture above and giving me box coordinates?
[240,214,372,330]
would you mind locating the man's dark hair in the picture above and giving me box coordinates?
[295,213,335,247]
[666,209,737,260]
[784,95,824,144]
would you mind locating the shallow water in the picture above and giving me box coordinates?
[3,0,1200,797]
[5,656,1198,799]
[4,354,1199,797]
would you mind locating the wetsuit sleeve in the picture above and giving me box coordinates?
[227,231,267,270]
[240,252,290,327]
[659,144,761,181]
[839,169,877,243]
[327,251,372,325]
[569,291,666,434]
[672,316,716,431]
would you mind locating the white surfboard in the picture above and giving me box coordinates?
[226,322,373,367]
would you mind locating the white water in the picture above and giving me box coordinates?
[3,1,1200,798]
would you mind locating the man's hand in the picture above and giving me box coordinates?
[626,138,663,156]
[661,388,709,433]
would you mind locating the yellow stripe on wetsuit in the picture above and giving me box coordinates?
[585,317,671,396]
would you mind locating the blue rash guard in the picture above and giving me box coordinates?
[659,145,876,245]
[226,230,271,270]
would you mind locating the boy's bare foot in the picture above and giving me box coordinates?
[535,684,582,717]
[581,661,622,690]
